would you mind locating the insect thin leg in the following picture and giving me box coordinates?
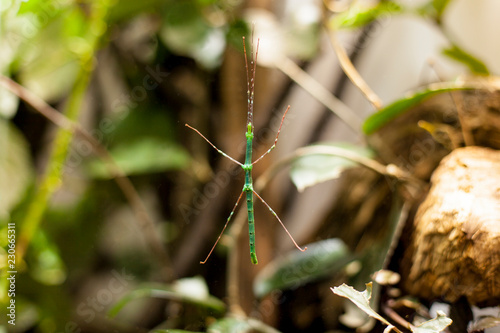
[200,190,245,264]
[252,105,291,165]
[253,190,307,252]
[185,123,243,166]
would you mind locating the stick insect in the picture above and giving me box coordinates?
[185,34,307,264]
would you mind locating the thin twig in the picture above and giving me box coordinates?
[257,145,424,191]
[325,26,383,110]
[0,75,173,280]
[382,303,415,332]
[274,56,363,132]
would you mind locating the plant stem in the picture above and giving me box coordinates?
[275,56,362,132]
[17,66,91,263]
[325,26,383,110]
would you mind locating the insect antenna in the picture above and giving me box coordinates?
[243,31,259,129]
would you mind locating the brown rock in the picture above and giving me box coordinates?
[402,146,500,306]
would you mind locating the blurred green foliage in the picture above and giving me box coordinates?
[253,238,353,298]
[109,277,226,318]
[362,83,473,135]
[0,0,496,332]
[442,44,490,75]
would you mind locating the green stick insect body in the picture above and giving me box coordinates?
[186,35,306,264]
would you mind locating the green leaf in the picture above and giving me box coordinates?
[332,283,392,326]
[208,318,252,333]
[14,6,86,101]
[362,83,475,135]
[330,2,402,30]
[159,1,225,69]
[0,120,34,219]
[411,311,452,333]
[109,276,225,317]
[110,109,176,143]
[18,0,68,15]
[442,44,490,75]
[29,229,67,285]
[254,238,352,298]
[290,142,375,192]
[417,0,452,21]
[87,138,190,178]
[208,317,280,333]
